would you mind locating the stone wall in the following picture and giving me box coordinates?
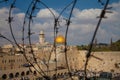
[78,51,120,73]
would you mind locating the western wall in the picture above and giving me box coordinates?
[78,51,120,73]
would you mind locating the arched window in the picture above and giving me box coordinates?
[61,73,63,76]
[9,73,14,79]
[2,74,7,79]
[53,74,56,77]
[57,73,60,76]
[21,71,25,76]
[52,74,56,79]
[26,71,30,75]
[15,72,19,77]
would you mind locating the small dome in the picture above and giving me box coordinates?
[55,35,65,44]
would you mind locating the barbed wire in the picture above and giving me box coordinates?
[0,0,113,80]
[63,0,77,80]
[27,0,47,77]
[20,0,76,79]
[84,0,112,80]
[21,0,46,78]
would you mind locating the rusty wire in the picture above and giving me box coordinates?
[0,0,113,80]
[84,0,111,80]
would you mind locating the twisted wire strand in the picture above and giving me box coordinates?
[52,1,77,79]
[8,0,21,48]
[27,0,48,77]
[84,0,110,80]
[0,0,44,77]
[21,0,46,77]
[0,0,113,79]
[37,1,77,79]
[38,1,76,78]
[40,1,58,77]
[64,0,77,80]
[22,0,34,50]
[21,0,57,78]
[8,0,46,77]
[7,0,45,77]
[37,2,60,77]
[38,0,78,79]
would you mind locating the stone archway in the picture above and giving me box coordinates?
[9,73,14,79]
[2,74,7,79]
[26,71,30,75]
[21,71,25,76]
[15,72,19,77]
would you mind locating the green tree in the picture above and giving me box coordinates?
[110,39,120,51]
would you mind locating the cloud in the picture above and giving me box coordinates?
[111,1,120,9]
[0,8,9,32]
[68,2,120,44]
[15,13,25,20]
[0,2,120,46]
[0,7,25,45]
[73,8,101,20]
[37,8,59,19]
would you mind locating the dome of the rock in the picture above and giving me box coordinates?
[55,35,65,44]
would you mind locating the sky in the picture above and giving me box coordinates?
[0,0,120,46]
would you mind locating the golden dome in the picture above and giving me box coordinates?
[55,35,65,44]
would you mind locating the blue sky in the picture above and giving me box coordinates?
[0,0,120,45]
[0,0,119,15]
[1,0,119,12]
